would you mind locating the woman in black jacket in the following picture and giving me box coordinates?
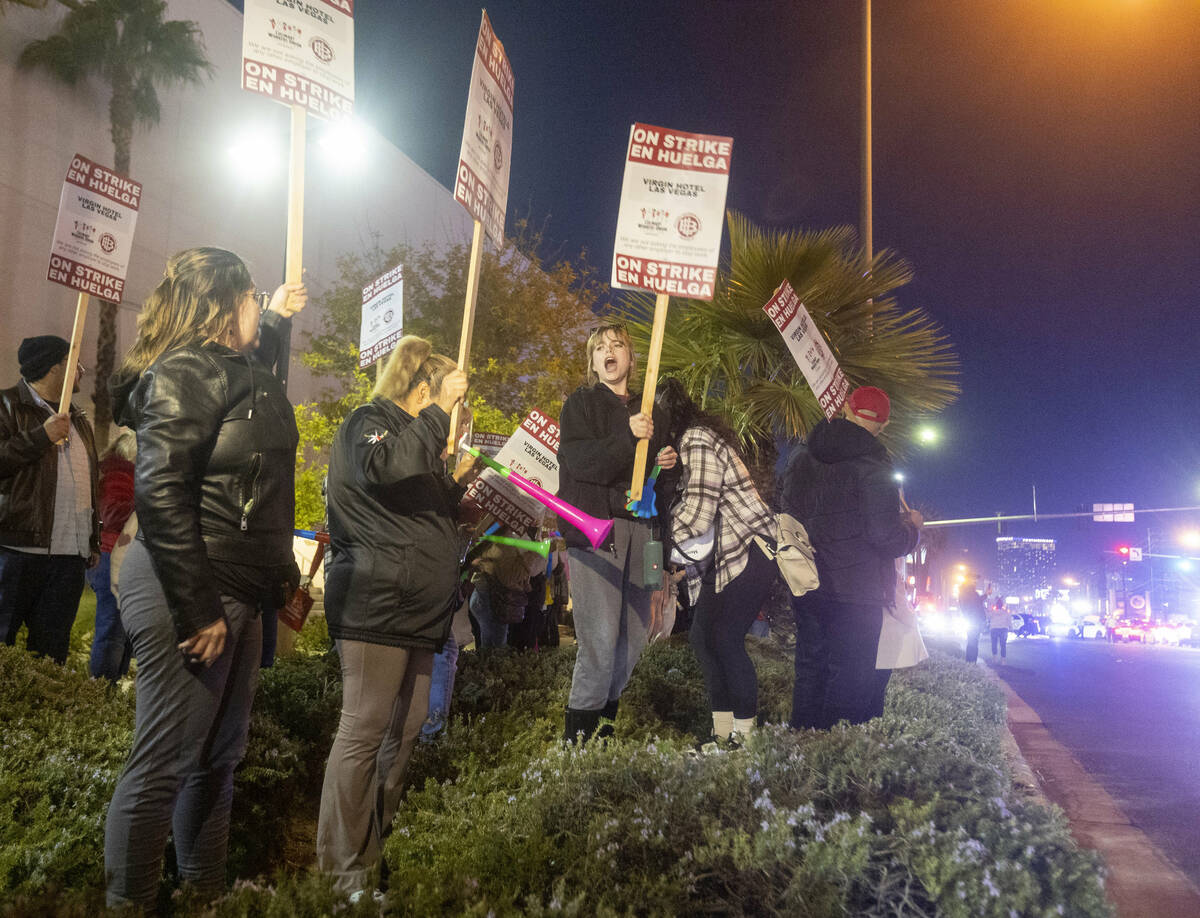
[104,247,305,909]
[557,322,676,743]
[317,335,477,901]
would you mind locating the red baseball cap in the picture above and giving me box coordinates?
[847,386,890,423]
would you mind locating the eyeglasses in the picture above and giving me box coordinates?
[253,291,272,313]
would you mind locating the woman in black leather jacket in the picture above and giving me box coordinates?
[103,247,305,910]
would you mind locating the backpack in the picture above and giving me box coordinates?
[753,511,819,597]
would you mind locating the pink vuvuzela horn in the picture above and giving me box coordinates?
[465,447,614,549]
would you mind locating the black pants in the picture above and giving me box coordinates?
[689,543,777,719]
[0,548,86,663]
[990,628,1008,658]
[965,622,983,662]
[791,593,884,729]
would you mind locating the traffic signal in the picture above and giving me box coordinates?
[1116,545,1131,559]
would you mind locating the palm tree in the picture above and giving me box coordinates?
[20,0,211,445]
[620,212,959,469]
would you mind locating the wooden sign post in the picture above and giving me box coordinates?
[57,293,89,414]
[449,218,485,455]
[282,103,306,387]
[629,292,670,496]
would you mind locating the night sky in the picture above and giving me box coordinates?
[334,1,1199,578]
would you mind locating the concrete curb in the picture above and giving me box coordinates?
[985,663,1200,918]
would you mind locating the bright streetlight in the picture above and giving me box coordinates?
[917,426,940,445]
[1178,530,1200,550]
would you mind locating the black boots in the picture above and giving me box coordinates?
[563,707,601,744]
[563,700,619,745]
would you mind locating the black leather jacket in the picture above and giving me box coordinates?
[0,380,99,553]
[110,313,299,641]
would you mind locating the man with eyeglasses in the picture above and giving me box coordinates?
[0,335,100,663]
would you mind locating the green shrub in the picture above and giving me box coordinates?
[0,616,1112,918]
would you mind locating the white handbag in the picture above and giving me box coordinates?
[669,523,715,566]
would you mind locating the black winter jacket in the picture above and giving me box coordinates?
[556,383,669,550]
[110,313,299,641]
[323,397,466,651]
[781,418,918,606]
[0,380,99,553]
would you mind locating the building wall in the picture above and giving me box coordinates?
[0,0,472,412]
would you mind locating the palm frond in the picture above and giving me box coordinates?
[619,211,960,456]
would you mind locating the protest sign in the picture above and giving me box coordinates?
[46,154,141,303]
[453,10,514,244]
[763,280,850,419]
[448,12,514,453]
[471,431,509,458]
[611,123,733,301]
[358,264,404,369]
[464,409,560,534]
[241,0,355,120]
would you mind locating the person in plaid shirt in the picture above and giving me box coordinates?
[659,379,778,746]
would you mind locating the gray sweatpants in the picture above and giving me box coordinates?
[316,639,433,894]
[567,518,656,711]
[104,539,262,910]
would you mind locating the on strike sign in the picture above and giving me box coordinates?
[611,123,732,301]
[358,264,403,369]
[464,409,559,534]
[454,11,514,244]
[241,0,354,120]
[763,280,849,419]
[47,154,141,302]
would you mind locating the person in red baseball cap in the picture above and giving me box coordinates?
[779,385,923,729]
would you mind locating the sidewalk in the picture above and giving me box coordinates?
[987,664,1200,918]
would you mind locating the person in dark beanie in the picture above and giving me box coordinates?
[781,386,922,729]
[0,335,99,663]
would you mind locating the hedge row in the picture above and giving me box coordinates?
[0,618,1111,916]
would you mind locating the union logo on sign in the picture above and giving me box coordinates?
[676,213,701,239]
[99,232,117,254]
[310,37,334,63]
[493,140,504,171]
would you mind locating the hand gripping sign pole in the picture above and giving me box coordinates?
[628,297,669,508]
[449,11,515,455]
[609,123,733,507]
[448,218,485,455]
[283,104,306,386]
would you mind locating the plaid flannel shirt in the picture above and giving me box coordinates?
[670,426,776,604]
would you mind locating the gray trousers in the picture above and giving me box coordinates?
[317,639,433,894]
[567,518,655,711]
[104,539,262,909]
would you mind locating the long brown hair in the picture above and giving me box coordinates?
[119,247,253,376]
[373,335,456,403]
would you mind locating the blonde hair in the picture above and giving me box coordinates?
[102,429,137,462]
[373,335,457,403]
[584,322,637,386]
[119,247,253,376]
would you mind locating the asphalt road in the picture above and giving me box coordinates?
[985,636,1200,889]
